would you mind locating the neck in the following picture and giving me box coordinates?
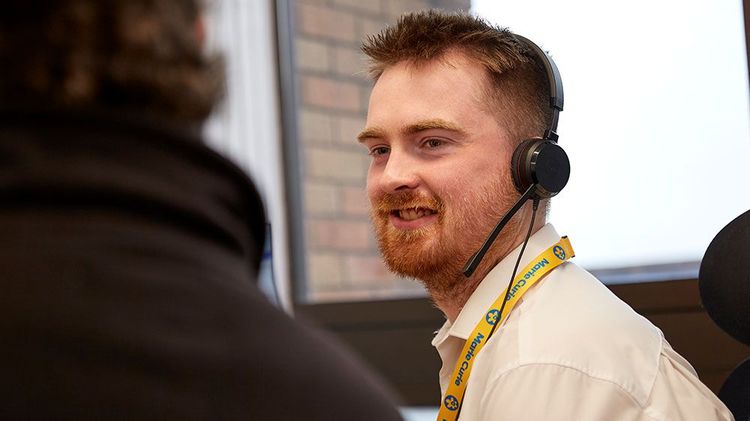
[428,204,546,323]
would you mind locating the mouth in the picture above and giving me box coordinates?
[392,207,438,221]
[374,194,442,231]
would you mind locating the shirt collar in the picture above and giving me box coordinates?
[446,223,562,340]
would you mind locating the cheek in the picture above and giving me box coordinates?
[428,172,475,214]
[365,183,376,205]
[436,158,505,197]
[433,163,513,221]
[365,172,381,204]
[437,173,471,198]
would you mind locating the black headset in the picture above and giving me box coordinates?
[462,35,570,277]
[509,35,570,200]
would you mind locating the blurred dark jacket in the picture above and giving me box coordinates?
[0,107,403,420]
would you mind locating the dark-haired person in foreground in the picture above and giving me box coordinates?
[0,1,402,419]
[358,10,732,420]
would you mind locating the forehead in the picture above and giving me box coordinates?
[366,51,495,130]
[379,50,489,87]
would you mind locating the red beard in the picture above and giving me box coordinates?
[369,177,520,286]
[371,190,446,279]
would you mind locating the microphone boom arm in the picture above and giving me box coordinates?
[462,184,537,277]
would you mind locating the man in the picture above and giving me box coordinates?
[0,1,403,419]
[359,10,732,420]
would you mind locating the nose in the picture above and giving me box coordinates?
[379,149,420,193]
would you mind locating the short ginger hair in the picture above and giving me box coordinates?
[362,10,552,143]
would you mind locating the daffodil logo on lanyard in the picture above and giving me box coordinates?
[437,237,575,421]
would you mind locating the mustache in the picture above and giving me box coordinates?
[373,191,445,215]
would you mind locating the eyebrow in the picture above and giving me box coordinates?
[357,126,386,143]
[357,118,466,143]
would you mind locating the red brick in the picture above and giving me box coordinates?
[301,75,361,112]
[384,0,430,19]
[342,185,370,216]
[331,0,384,15]
[297,2,357,43]
[360,16,387,41]
[307,252,344,292]
[295,38,331,72]
[335,114,367,145]
[344,254,392,283]
[304,181,340,215]
[307,219,370,250]
[299,109,334,145]
[332,45,368,80]
[307,147,367,182]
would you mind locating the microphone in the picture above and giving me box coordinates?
[462,184,537,277]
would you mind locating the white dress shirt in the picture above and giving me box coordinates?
[432,224,734,420]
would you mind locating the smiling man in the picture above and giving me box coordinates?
[361,51,523,321]
[358,10,733,421]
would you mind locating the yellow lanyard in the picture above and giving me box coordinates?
[437,236,575,421]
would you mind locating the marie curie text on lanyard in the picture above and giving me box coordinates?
[437,236,574,421]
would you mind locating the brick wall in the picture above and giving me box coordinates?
[293,0,471,302]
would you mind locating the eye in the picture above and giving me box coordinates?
[424,138,445,149]
[369,146,390,156]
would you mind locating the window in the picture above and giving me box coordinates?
[203,0,292,310]
[275,0,750,304]
[474,0,750,279]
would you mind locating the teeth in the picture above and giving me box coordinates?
[398,208,434,221]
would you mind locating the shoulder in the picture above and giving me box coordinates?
[493,262,664,406]
[467,262,732,420]
[533,262,664,346]
[465,363,662,421]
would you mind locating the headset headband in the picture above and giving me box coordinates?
[463,34,570,278]
[513,35,564,141]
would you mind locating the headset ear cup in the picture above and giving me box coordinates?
[510,139,570,199]
[511,139,542,195]
[532,141,570,198]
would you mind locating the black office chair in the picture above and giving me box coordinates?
[699,209,750,421]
